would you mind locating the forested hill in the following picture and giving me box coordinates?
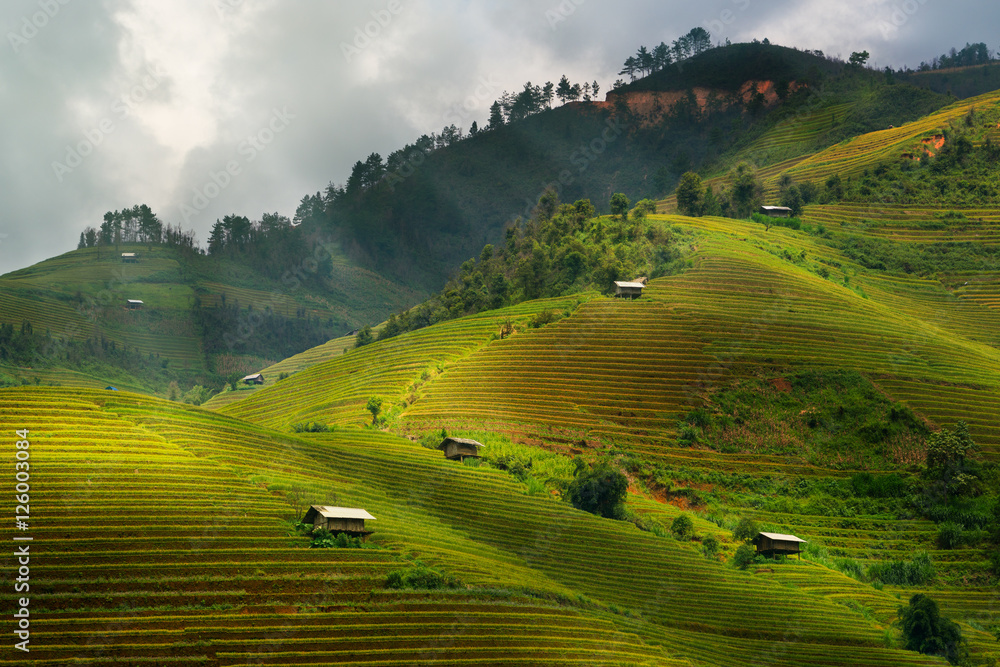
[293,42,952,292]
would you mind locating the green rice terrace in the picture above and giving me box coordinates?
[2,386,989,666]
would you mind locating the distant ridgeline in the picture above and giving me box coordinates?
[0,205,415,393]
[288,39,989,292]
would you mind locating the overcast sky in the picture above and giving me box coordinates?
[0,0,996,276]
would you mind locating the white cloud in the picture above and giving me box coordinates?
[0,0,997,275]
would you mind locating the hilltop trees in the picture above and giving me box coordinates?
[609,192,630,219]
[78,204,196,255]
[618,28,712,82]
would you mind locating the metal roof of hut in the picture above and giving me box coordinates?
[305,506,376,521]
[760,205,793,216]
[757,532,807,543]
[614,281,646,289]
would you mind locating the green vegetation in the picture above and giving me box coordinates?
[679,370,930,468]
[898,594,968,665]
[566,460,628,519]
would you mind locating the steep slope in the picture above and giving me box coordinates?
[0,386,956,666]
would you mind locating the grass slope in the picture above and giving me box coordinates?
[0,243,423,395]
[0,386,958,666]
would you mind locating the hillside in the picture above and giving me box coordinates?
[0,386,969,666]
[301,43,950,292]
[211,201,1000,663]
[0,241,423,395]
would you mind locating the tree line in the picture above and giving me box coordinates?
[617,27,713,82]
[915,42,995,72]
[77,204,196,255]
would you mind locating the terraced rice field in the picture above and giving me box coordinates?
[400,226,1000,459]
[218,296,587,430]
[5,387,968,665]
[204,334,360,410]
[777,91,1000,187]
[0,388,687,666]
[803,204,1000,245]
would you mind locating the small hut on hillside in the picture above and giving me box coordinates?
[759,205,793,218]
[438,437,484,462]
[613,281,645,299]
[302,506,376,538]
[121,252,138,263]
[242,372,264,385]
[754,532,807,559]
[125,299,144,310]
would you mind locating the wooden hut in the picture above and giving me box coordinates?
[614,281,644,299]
[438,437,484,462]
[242,372,264,385]
[125,299,144,310]
[753,532,807,559]
[302,506,376,538]
[759,205,793,218]
[121,252,138,263]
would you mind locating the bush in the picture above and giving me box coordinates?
[671,514,695,540]
[566,462,628,519]
[291,421,330,433]
[528,310,562,328]
[309,529,363,549]
[937,522,965,549]
[385,564,458,590]
[898,594,967,665]
[868,551,935,586]
[733,544,756,570]
[702,535,720,558]
[733,517,759,544]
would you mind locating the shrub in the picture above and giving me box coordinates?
[529,310,562,328]
[868,551,935,586]
[385,564,458,590]
[309,529,363,549]
[898,594,967,665]
[733,517,759,544]
[702,535,720,558]
[671,514,695,540]
[733,544,756,570]
[291,421,330,433]
[566,462,628,519]
[937,522,965,549]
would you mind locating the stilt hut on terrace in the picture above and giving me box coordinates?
[438,437,484,462]
[302,506,376,539]
[754,532,807,559]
